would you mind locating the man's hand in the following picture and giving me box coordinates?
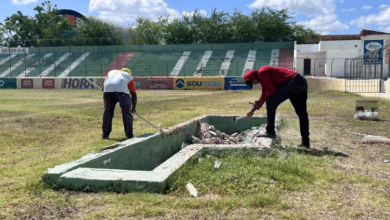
[247,109,255,117]
[254,100,263,110]
[131,108,136,113]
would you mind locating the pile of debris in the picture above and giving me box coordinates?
[191,122,273,146]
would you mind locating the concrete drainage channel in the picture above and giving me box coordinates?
[43,115,281,193]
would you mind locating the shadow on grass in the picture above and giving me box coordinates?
[109,133,155,142]
[277,146,349,158]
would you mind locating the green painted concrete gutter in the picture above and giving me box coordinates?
[43,115,279,193]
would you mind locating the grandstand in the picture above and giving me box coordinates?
[0,42,294,78]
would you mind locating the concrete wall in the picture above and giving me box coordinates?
[319,40,361,51]
[325,50,361,77]
[306,76,389,99]
[295,51,326,76]
[296,34,390,78]
[306,76,345,91]
[295,44,319,53]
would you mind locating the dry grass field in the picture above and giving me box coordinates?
[1,89,390,219]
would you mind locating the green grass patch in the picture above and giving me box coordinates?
[1,89,390,219]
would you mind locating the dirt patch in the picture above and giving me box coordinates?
[10,203,81,220]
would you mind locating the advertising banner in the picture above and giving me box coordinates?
[134,77,173,90]
[61,78,103,89]
[21,78,34,89]
[0,47,29,54]
[0,78,17,89]
[364,40,383,64]
[225,76,250,90]
[42,78,55,89]
[173,77,224,90]
[386,40,390,65]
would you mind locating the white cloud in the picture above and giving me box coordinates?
[12,0,36,5]
[350,6,390,27]
[299,14,349,34]
[341,8,355,12]
[89,0,180,24]
[182,10,207,18]
[248,0,348,34]
[249,0,336,16]
[361,6,372,10]
[380,4,389,9]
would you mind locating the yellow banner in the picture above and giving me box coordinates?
[173,77,224,90]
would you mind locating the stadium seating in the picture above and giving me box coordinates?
[0,42,294,78]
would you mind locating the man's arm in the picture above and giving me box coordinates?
[130,92,137,113]
[128,80,137,112]
[247,100,264,117]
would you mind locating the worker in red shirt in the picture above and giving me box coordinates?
[244,66,310,148]
[102,68,137,139]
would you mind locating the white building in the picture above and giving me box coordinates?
[294,30,390,79]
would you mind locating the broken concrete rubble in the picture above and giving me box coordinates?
[192,122,277,146]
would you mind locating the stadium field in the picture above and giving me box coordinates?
[1,89,390,219]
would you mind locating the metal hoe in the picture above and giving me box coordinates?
[134,112,168,136]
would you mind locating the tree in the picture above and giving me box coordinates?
[137,8,318,45]
[1,1,72,47]
[1,11,35,47]
[73,17,124,45]
[230,9,258,43]
[164,18,194,44]
[251,8,295,42]
[292,24,320,44]
[127,17,168,45]
[194,9,233,44]
[33,1,73,43]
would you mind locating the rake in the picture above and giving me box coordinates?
[134,112,168,136]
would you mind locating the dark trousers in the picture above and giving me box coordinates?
[266,75,310,144]
[102,92,133,138]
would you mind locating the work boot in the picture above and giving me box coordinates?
[298,142,310,149]
[257,132,276,138]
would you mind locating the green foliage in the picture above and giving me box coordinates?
[251,8,294,42]
[1,1,73,47]
[165,18,195,44]
[230,9,258,43]
[130,7,317,45]
[73,17,124,45]
[0,1,123,47]
[128,16,168,45]
[293,24,321,44]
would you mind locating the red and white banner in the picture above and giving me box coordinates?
[134,77,173,90]
[42,78,55,89]
[21,79,33,89]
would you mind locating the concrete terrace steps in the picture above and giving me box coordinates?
[102,52,135,77]
[277,49,294,69]
[0,45,295,78]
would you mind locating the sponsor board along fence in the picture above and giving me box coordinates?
[0,77,251,90]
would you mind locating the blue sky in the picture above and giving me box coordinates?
[1,0,390,36]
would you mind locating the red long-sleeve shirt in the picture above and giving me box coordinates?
[256,66,298,106]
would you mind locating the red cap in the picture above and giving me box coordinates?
[244,70,256,82]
